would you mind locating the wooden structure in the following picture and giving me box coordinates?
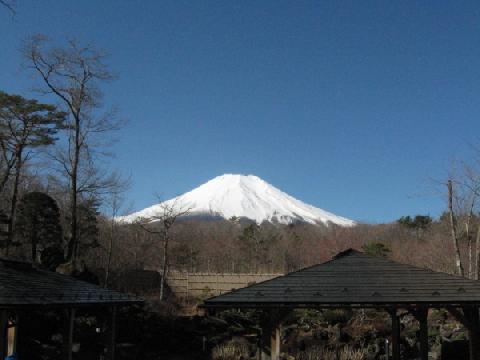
[203,249,480,360]
[0,258,141,359]
[168,271,281,299]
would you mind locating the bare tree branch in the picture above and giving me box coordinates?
[0,0,16,15]
[134,198,190,300]
[24,35,123,263]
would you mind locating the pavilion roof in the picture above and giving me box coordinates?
[0,258,141,308]
[203,249,480,308]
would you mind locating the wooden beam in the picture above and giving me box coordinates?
[260,326,269,360]
[390,309,401,360]
[8,314,18,356]
[0,310,7,360]
[449,307,480,360]
[259,309,287,360]
[107,306,118,360]
[463,307,480,360]
[66,308,76,360]
[270,325,280,360]
[416,308,429,360]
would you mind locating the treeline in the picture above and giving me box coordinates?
[86,212,471,281]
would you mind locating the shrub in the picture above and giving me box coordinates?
[339,347,367,360]
[296,345,367,360]
[212,341,249,360]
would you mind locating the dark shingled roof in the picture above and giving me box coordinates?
[0,259,141,308]
[203,249,480,308]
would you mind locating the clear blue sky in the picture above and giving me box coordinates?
[2,1,480,223]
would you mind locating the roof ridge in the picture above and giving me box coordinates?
[204,247,480,308]
[204,248,364,303]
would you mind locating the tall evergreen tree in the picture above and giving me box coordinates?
[0,91,66,253]
[15,192,63,266]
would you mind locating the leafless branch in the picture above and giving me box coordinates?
[0,0,16,15]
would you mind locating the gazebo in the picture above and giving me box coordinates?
[203,249,480,360]
[0,258,141,359]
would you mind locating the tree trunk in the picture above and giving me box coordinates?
[467,198,476,279]
[0,173,10,195]
[31,221,38,263]
[448,180,465,277]
[468,223,473,278]
[0,153,15,195]
[6,154,22,255]
[160,231,169,301]
[104,219,114,288]
[476,227,480,280]
[67,116,81,262]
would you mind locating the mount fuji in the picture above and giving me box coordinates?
[119,174,355,226]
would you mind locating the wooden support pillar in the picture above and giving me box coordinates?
[259,310,285,360]
[464,307,480,360]
[390,309,401,360]
[260,324,272,360]
[416,308,429,360]
[8,314,18,356]
[65,308,76,360]
[450,307,480,360]
[107,306,118,360]
[0,310,8,360]
[260,326,269,360]
[270,325,280,360]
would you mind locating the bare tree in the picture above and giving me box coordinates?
[24,35,122,263]
[461,170,480,279]
[103,179,131,288]
[443,156,480,279]
[0,0,15,15]
[135,200,190,301]
[447,179,465,277]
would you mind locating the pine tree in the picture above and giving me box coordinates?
[15,192,63,266]
[0,91,66,253]
[362,242,391,258]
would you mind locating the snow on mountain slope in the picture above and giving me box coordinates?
[118,174,355,226]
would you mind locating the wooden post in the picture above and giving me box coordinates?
[0,310,8,360]
[270,325,281,360]
[8,314,18,356]
[107,306,118,360]
[448,307,479,360]
[464,307,480,360]
[390,309,401,360]
[259,310,285,360]
[416,308,429,360]
[65,308,76,360]
[260,325,270,360]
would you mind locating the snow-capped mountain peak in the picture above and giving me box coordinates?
[119,174,355,226]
